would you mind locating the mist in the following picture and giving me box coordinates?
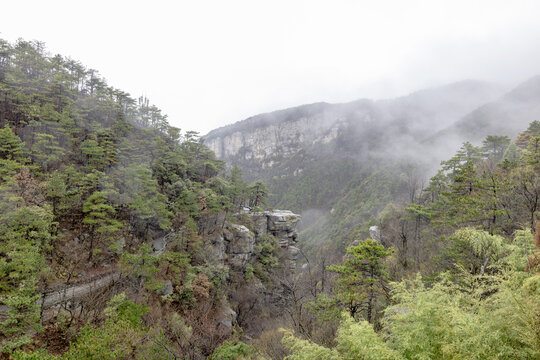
[3,1,540,135]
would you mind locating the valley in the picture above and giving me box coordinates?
[1,38,540,360]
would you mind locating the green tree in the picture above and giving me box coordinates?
[208,340,258,360]
[248,180,268,209]
[121,243,163,292]
[61,293,167,360]
[438,228,511,276]
[229,165,248,210]
[0,205,53,353]
[80,136,105,170]
[327,239,392,323]
[0,125,26,181]
[383,271,540,360]
[283,315,401,360]
[482,135,510,162]
[82,191,122,262]
[0,124,25,161]
[30,133,64,171]
[122,164,172,234]
[45,170,67,216]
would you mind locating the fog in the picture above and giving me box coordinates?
[3,1,540,134]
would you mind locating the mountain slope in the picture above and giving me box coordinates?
[204,80,508,259]
[427,75,540,149]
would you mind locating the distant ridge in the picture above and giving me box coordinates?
[427,74,540,148]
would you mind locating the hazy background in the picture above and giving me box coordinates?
[3,0,540,134]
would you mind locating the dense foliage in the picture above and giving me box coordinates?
[0,38,271,358]
[2,37,540,359]
[281,122,540,359]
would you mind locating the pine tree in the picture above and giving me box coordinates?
[0,125,26,181]
[327,239,392,323]
[82,191,122,262]
[0,206,53,353]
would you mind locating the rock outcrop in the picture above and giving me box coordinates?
[208,210,301,271]
[223,224,256,269]
[264,210,301,269]
[2,210,301,327]
[205,103,348,164]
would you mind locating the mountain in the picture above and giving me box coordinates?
[204,80,510,259]
[4,37,540,359]
[205,80,505,183]
[428,75,540,150]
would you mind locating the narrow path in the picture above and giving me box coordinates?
[40,272,122,309]
[0,231,174,317]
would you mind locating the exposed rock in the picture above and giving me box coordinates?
[252,213,269,238]
[204,82,506,185]
[205,103,346,166]
[369,225,381,243]
[110,237,125,255]
[224,224,256,270]
[209,210,302,272]
[158,280,173,296]
[208,234,226,262]
[266,210,300,246]
[152,232,175,255]
[218,305,238,333]
[152,237,167,255]
[265,210,301,268]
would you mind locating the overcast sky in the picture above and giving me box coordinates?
[3,0,540,134]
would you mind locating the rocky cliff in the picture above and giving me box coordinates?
[210,210,301,271]
[6,210,301,329]
[205,102,357,167]
[204,80,505,184]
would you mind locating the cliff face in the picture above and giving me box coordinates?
[18,210,301,326]
[207,113,339,161]
[204,102,360,172]
[210,210,301,271]
[204,81,505,184]
[203,80,514,261]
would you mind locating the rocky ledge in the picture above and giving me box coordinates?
[211,210,301,271]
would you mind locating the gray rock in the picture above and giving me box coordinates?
[369,225,381,243]
[158,280,173,296]
[212,210,302,272]
[152,237,167,255]
[225,224,255,269]
[218,305,237,332]
[208,234,226,261]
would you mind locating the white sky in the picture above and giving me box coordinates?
[3,0,540,134]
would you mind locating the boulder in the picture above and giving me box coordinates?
[224,224,255,269]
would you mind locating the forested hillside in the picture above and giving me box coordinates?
[205,75,540,359]
[205,77,540,267]
[1,37,540,360]
[0,38,295,359]
[281,121,540,359]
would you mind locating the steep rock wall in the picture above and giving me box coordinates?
[205,113,345,164]
[210,210,301,271]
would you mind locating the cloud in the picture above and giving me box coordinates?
[3,0,540,134]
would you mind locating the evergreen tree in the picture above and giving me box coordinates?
[0,125,26,181]
[482,135,510,162]
[82,191,122,262]
[122,164,172,234]
[327,239,392,323]
[0,205,53,353]
[248,180,268,209]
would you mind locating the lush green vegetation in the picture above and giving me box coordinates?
[2,36,540,359]
[0,38,273,358]
[280,122,540,359]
